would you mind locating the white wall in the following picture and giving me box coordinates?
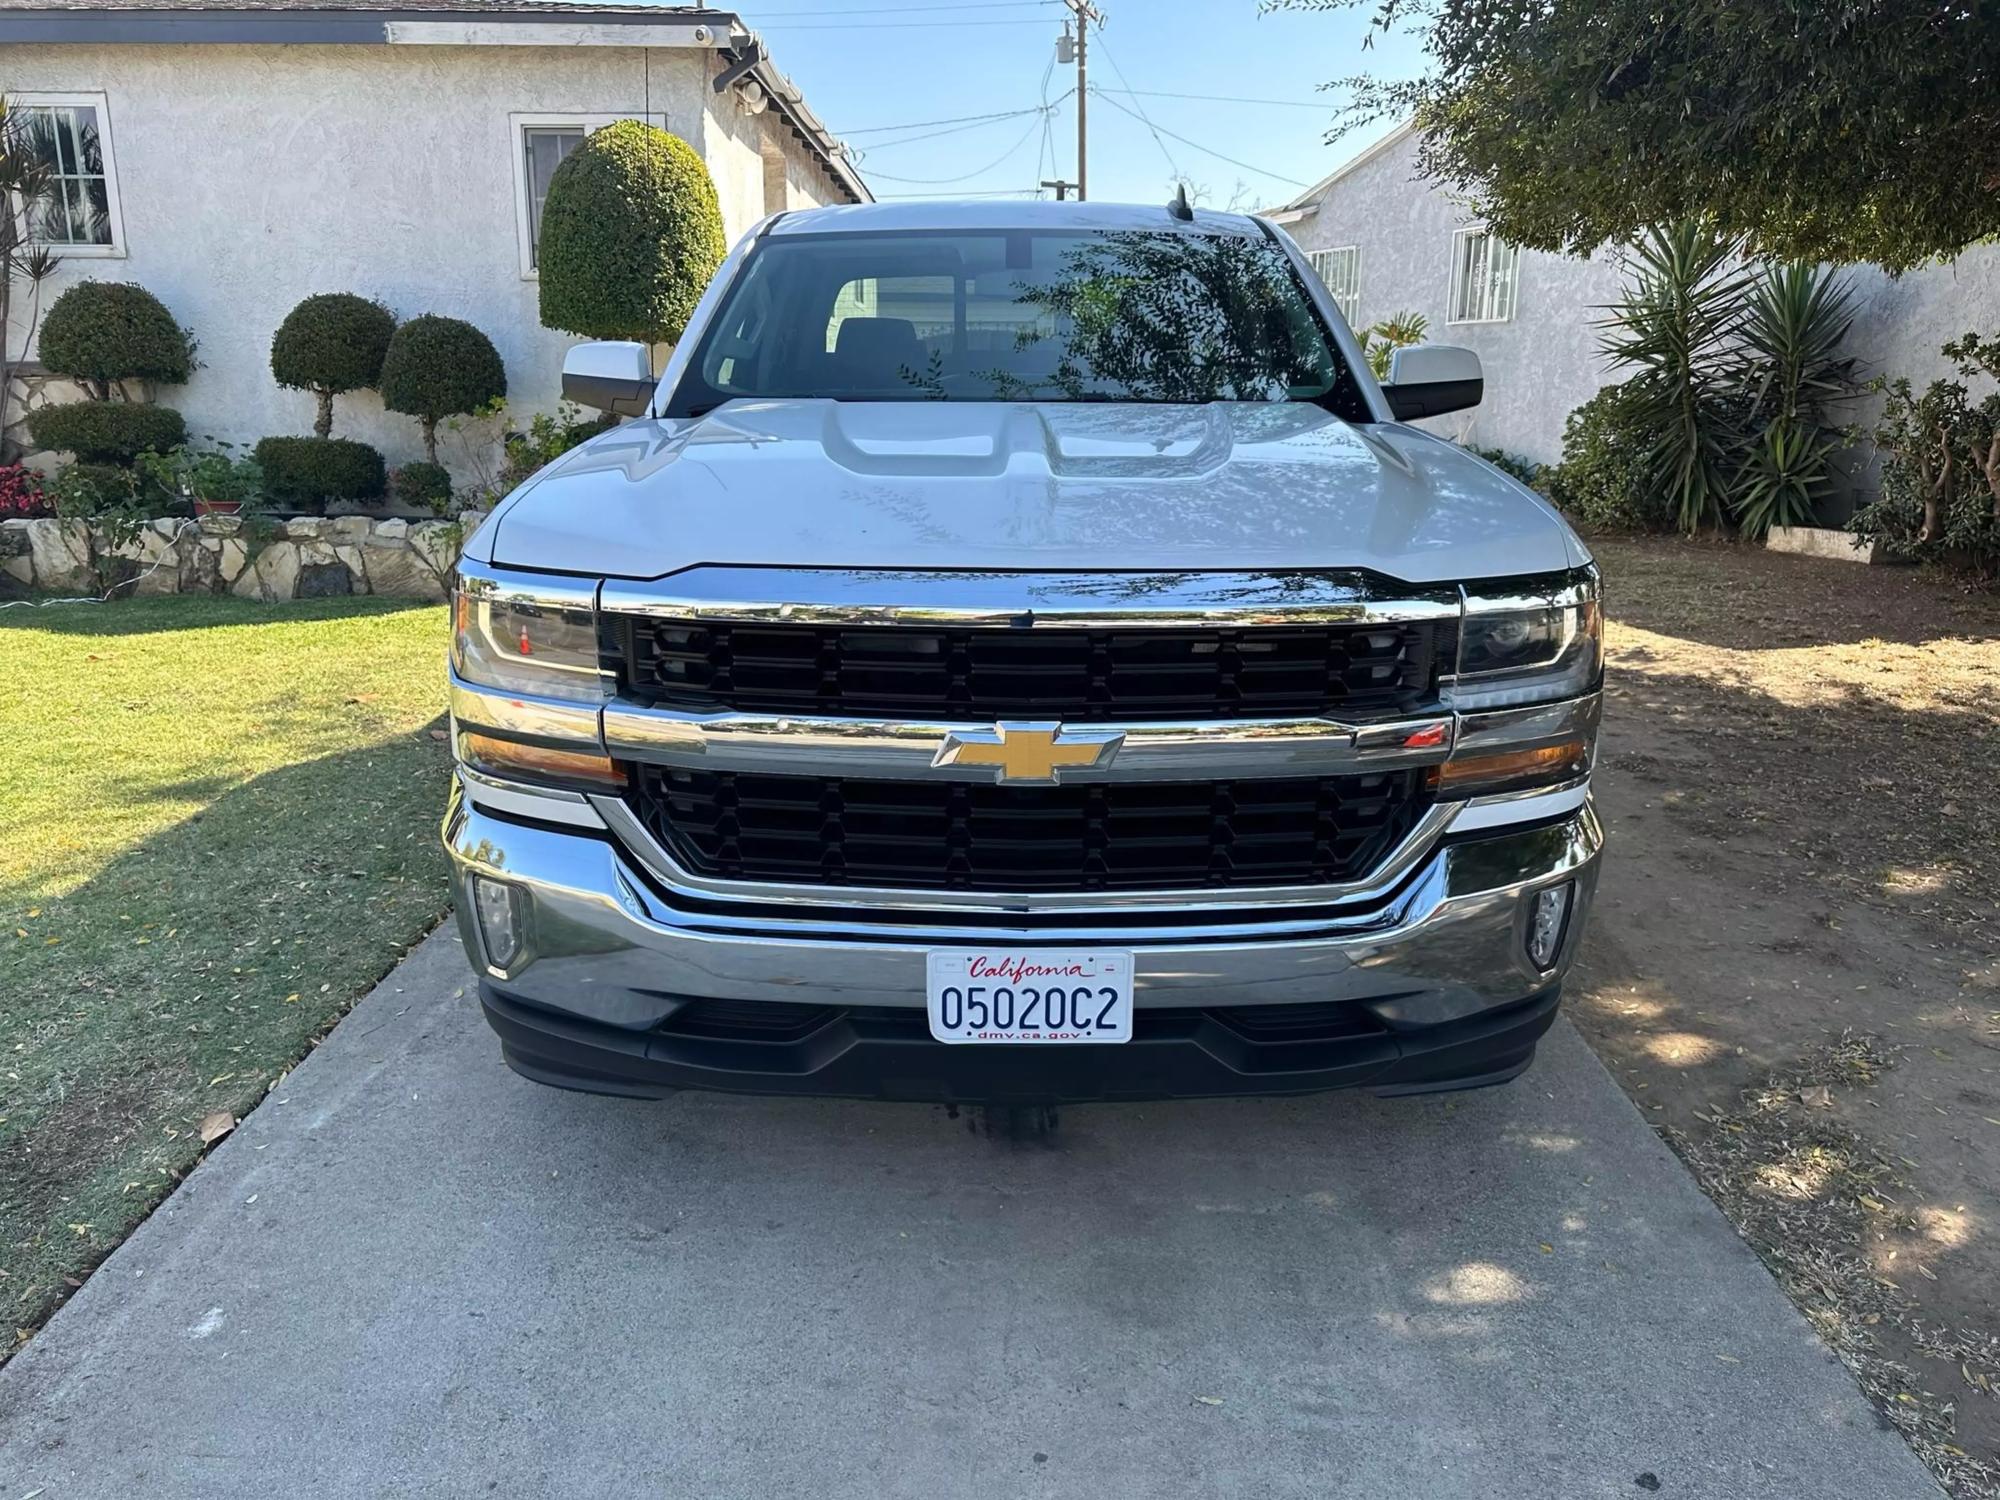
[1288,129,1625,467]
[1289,130,2000,494]
[3,42,849,481]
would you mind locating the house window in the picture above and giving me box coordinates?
[522,126,585,269]
[1448,228,1519,324]
[1308,246,1361,325]
[11,93,124,255]
[510,113,629,278]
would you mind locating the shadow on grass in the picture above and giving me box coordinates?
[0,719,454,1349]
[1,593,443,640]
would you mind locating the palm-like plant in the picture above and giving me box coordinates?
[1597,220,1754,534]
[1362,309,1429,381]
[1,96,64,459]
[1733,262,1857,536]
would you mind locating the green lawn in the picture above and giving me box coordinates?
[0,596,453,1350]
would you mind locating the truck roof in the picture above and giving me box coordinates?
[766,199,1269,237]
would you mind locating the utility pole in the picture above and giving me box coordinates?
[1061,0,1103,199]
[1039,179,1075,200]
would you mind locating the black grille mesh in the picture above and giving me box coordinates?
[610,617,1453,722]
[626,766,1429,893]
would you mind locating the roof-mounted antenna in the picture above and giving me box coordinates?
[1167,183,1194,222]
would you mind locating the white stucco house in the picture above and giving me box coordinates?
[1272,120,2000,510]
[0,0,867,478]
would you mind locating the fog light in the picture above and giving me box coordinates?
[472,875,525,969]
[1527,882,1573,969]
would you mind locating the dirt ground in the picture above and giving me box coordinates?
[1572,537,2000,1496]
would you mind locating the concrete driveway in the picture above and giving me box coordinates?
[0,929,1939,1499]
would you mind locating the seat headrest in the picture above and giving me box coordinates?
[833,317,922,377]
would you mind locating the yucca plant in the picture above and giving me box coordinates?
[1731,262,1857,536]
[1597,220,1754,534]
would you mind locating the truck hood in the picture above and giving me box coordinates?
[486,400,1582,584]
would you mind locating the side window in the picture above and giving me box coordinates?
[1448,228,1520,324]
[13,95,124,255]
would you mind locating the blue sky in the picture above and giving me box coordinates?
[736,0,1427,209]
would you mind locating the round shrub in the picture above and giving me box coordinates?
[270,293,396,438]
[25,401,187,464]
[1544,381,1674,533]
[379,314,506,462]
[254,436,386,511]
[537,119,725,346]
[390,459,454,512]
[37,282,194,399]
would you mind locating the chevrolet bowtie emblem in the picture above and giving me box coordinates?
[933,722,1125,784]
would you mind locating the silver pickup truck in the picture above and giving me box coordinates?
[443,199,1603,1104]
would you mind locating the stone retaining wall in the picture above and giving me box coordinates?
[0,511,486,601]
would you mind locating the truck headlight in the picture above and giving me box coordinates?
[451,575,610,704]
[1448,570,1603,711]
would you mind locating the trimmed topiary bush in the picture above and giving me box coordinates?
[254,436,386,512]
[537,119,725,346]
[25,401,186,465]
[270,292,397,438]
[379,314,506,462]
[37,281,194,399]
[390,459,454,513]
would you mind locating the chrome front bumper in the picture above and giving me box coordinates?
[443,776,1602,1037]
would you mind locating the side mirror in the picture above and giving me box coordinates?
[1380,344,1483,420]
[561,341,654,417]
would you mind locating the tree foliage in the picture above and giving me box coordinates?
[378,314,506,462]
[1006,232,1348,403]
[1278,0,2000,270]
[1853,337,2000,578]
[270,293,396,438]
[537,119,726,346]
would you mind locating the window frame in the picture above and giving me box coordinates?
[1307,245,1361,327]
[509,112,628,280]
[10,91,127,258]
[1447,226,1520,325]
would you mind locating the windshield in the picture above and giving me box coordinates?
[672,227,1366,415]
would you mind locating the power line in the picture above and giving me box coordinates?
[1085,23,1180,181]
[842,105,1045,136]
[1090,90,1310,186]
[855,97,1070,154]
[757,17,1056,28]
[1095,86,1334,111]
[875,187,1046,199]
[860,114,1048,183]
[1034,31,1057,196]
[750,1,1056,12]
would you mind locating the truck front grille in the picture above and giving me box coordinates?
[608,618,1454,722]
[624,766,1429,893]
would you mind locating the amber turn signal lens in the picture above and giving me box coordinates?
[1428,740,1588,798]
[460,731,626,790]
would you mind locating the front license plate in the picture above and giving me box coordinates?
[925,950,1134,1045]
